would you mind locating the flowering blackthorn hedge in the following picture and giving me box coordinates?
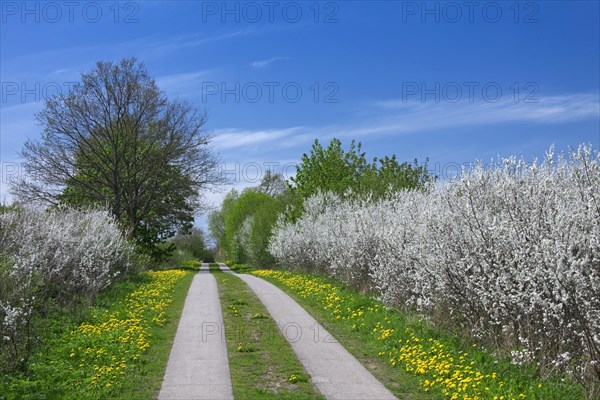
[269,145,599,395]
[0,208,132,369]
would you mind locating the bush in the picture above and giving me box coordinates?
[0,208,133,370]
[269,145,600,396]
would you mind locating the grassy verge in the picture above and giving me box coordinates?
[230,263,255,273]
[251,270,585,400]
[117,267,196,399]
[211,268,324,400]
[0,266,196,400]
[220,260,256,274]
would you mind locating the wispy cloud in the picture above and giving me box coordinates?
[51,68,74,75]
[250,56,291,69]
[212,127,306,150]
[363,93,600,136]
[156,70,214,95]
[210,93,599,153]
[153,30,254,53]
[1,29,254,79]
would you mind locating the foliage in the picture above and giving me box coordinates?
[0,208,133,370]
[181,259,203,270]
[210,139,429,267]
[171,227,207,259]
[0,204,20,214]
[162,248,194,269]
[209,185,287,267]
[223,190,285,266]
[288,138,431,218]
[209,189,239,259]
[11,58,222,259]
[269,145,600,397]
[290,138,369,200]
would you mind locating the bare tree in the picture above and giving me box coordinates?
[257,169,287,196]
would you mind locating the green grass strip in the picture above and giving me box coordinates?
[251,269,585,400]
[0,268,195,400]
[211,268,324,400]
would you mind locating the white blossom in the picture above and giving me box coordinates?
[269,144,600,386]
[0,207,132,364]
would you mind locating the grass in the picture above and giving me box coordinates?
[117,267,196,399]
[0,265,197,400]
[210,266,324,400]
[230,263,255,273]
[220,260,256,274]
[251,269,585,400]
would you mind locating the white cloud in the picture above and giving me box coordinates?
[51,68,74,75]
[250,56,291,69]
[156,70,214,96]
[211,127,306,150]
[2,90,597,210]
[363,93,600,137]
[0,29,254,79]
[152,29,254,54]
[205,92,599,168]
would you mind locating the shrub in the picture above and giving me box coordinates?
[0,208,133,370]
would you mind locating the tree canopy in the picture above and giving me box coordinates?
[209,172,290,267]
[288,138,433,217]
[12,58,222,258]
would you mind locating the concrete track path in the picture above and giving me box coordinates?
[158,264,234,400]
[219,263,397,400]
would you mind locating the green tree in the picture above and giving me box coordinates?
[224,190,272,263]
[288,138,432,218]
[12,58,223,259]
[246,196,285,266]
[257,169,287,196]
[208,189,239,259]
[290,138,370,201]
[172,227,207,259]
[211,187,286,266]
[360,155,433,199]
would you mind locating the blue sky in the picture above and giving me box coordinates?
[1,1,599,228]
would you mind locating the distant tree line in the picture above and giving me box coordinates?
[209,138,431,267]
